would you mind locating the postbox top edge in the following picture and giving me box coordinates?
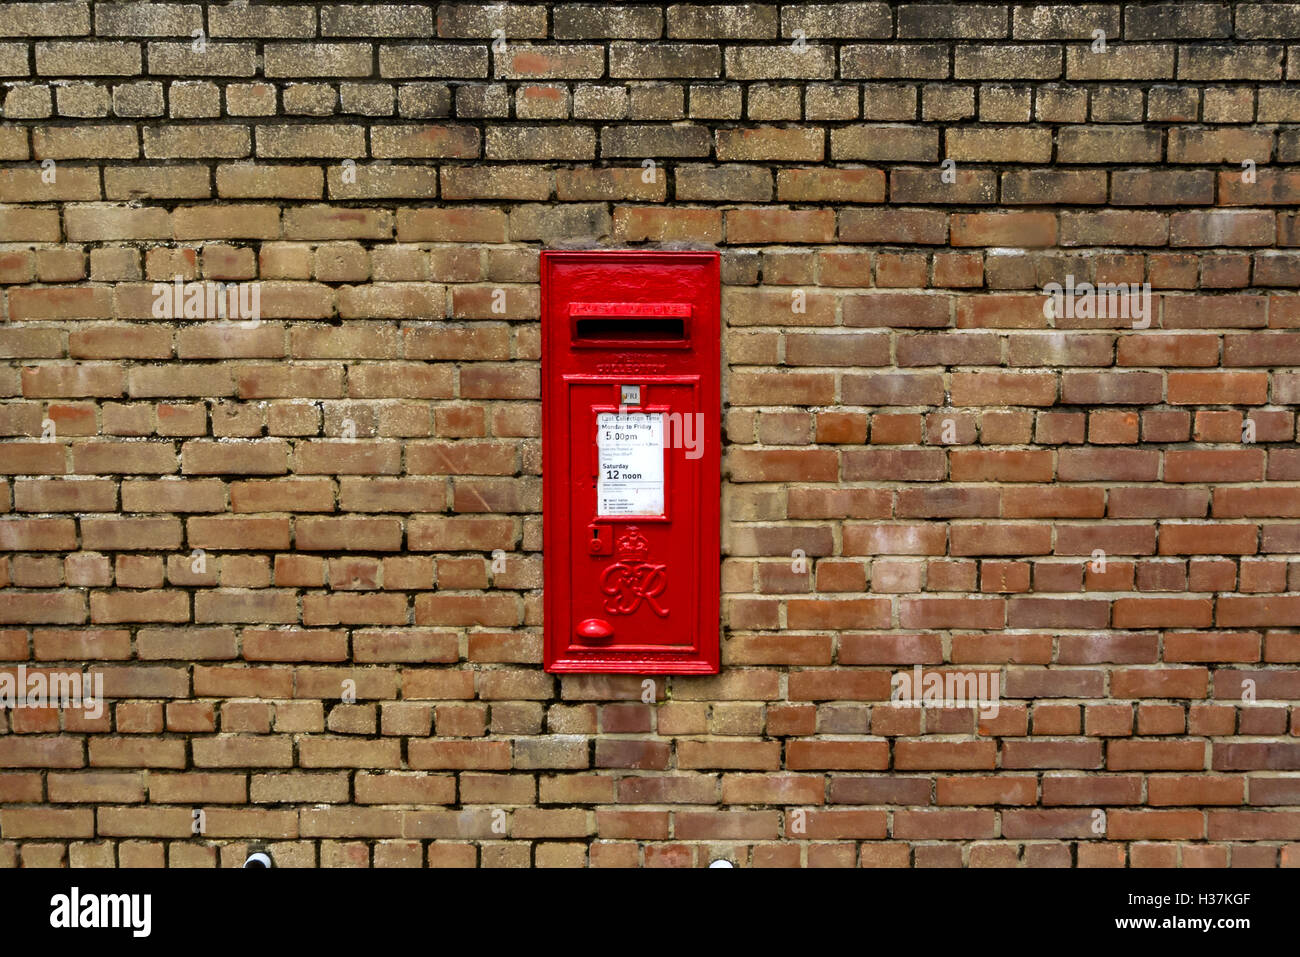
[540,249,720,266]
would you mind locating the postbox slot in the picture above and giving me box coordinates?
[574,316,686,341]
[569,301,691,348]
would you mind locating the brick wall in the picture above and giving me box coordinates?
[1,1,1299,868]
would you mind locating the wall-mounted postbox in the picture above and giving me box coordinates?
[542,251,720,674]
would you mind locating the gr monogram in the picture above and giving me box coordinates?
[599,527,668,617]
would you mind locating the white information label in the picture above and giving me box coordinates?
[596,411,665,517]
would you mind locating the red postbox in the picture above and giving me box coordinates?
[541,250,721,674]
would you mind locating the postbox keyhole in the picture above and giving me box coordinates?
[588,523,613,556]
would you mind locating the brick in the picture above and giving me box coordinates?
[842,42,949,78]
[1058,128,1160,167]
[783,4,890,38]
[667,4,777,39]
[610,42,719,78]
[555,5,663,39]
[725,45,834,80]
[443,165,551,201]
[497,45,603,80]
[1002,169,1106,205]
[36,41,140,75]
[951,211,1056,247]
[1126,5,1229,40]
[396,207,506,242]
[961,45,1060,79]
[603,124,711,158]
[487,126,593,160]
[256,123,367,158]
[0,167,100,203]
[717,126,823,161]
[1168,128,1275,164]
[1113,169,1215,206]
[832,125,937,162]
[1179,44,1283,81]
[613,207,721,243]
[33,125,137,159]
[844,212,950,250]
[727,208,834,244]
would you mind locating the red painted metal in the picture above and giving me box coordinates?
[542,250,721,674]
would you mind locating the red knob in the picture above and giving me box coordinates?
[576,618,614,641]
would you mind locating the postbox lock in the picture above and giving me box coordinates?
[588,523,613,555]
[576,618,614,642]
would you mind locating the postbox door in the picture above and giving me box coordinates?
[564,378,701,657]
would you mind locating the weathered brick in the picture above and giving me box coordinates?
[435,3,547,39]
[497,44,604,80]
[1126,4,1229,40]
[371,124,480,158]
[956,44,1062,79]
[256,123,367,158]
[610,42,718,78]
[842,43,950,78]
[148,41,256,76]
[379,44,487,78]
[833,125,937,162]
[487,126,594,161]
[667,4,777,39]
[604,124,711,157]
[33,125,137,158]
[36,41,140,75]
